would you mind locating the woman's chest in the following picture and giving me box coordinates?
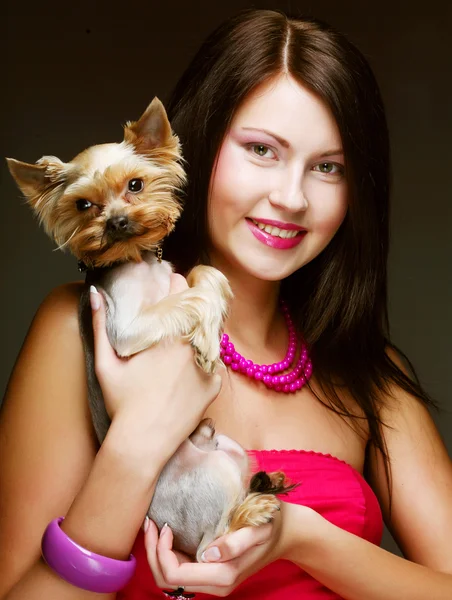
[204,375,369,473]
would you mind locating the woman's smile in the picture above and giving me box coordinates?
[245,217,307,250]
[207,73,348,283]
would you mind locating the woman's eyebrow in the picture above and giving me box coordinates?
[240,127,290,147]
[240,127,343,157]
[319,149,344,157]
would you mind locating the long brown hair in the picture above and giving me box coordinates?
[163,9,436,502]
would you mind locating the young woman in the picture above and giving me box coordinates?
[1,9,451,600]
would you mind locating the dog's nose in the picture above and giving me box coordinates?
[106,216,129,232]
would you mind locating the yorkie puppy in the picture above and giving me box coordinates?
[7,99,294,560]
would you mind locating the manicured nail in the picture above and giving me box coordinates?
[159,523,168,538]
[201,546,221,562]
[143,516,150,533]
[90,285,100,311]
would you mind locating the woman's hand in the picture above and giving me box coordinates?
[90,274,222,456]
[144,501,302,597]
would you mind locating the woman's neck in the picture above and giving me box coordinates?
[210,255,284,353]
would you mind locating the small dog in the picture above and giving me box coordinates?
[7,99,295,561]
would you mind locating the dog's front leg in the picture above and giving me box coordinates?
[184,265,233,373]
[112,277,230,373]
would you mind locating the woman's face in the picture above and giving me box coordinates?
[207,74,348,282]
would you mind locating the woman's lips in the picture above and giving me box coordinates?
[248,218,305,231]
[245,218,306,249]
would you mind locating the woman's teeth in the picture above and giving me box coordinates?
[250,219,300,239]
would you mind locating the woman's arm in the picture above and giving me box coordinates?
[285,505,452,600]
[0,280,220,598]
[0,284,106,598]
[284,385,452,600]
[4,426,163,600]
[148,379,452,597]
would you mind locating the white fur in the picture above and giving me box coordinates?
[83,142,136,175]
[106,261,232,374]
[103,252,173,338]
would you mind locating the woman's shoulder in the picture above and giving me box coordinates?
[6,281,87,383]
[33,280,84,329]
[365,349,452,570]
[4,279,92,428]
[6,281,88,382]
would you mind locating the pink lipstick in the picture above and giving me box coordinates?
[245,218,306,250]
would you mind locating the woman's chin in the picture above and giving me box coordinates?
[236,256,304,282]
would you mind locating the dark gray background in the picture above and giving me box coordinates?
[2,0,451,557]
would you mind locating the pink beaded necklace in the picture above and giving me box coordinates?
[220,301,312,394]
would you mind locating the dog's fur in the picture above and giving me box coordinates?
[7,98,295,560]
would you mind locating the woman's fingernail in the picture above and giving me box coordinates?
[90,285,100,311]
[159,523,168,538]
[201,546,221,562]
[143,516,150,533]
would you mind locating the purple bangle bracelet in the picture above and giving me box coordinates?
[41,517,137,593]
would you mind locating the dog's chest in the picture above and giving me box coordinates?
[102,253,173,325]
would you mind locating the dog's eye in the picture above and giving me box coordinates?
[128,178,144,193]
[76,199,92,211]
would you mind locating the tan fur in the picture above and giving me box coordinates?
[7,99,296,560]
[112,262,232,374]
[6,97,232,376]
[192,468,296,561]
[226,493,281,532]
[6,98,185,269]
[225,470,295,533]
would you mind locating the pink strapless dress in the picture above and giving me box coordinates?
[118,449,383,599]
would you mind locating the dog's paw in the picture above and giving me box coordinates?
[227,493,281,532]
[186,265,233,318]
[115,340,141,358]
[188,306,222,374]
[193,344,219,375]
[114,331,161,358]
[242,494,281,526]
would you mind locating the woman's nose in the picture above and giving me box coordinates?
[268,178,308,213]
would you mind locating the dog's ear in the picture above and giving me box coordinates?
[7,157,48,200]
[6,156,72,208]
[249,470,299,495]
[124,97,175,154]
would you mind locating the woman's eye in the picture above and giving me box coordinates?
[128,178,144,193]
[313,162,344,176]
[250,144,276,159]
[76,199,92,211]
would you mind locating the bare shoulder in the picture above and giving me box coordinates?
[367,347,452,571]
[375,347,444,448]
[3,280,88,410]
[0,281,98,593]
[3,281,88,415]
[30,280,84,331]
